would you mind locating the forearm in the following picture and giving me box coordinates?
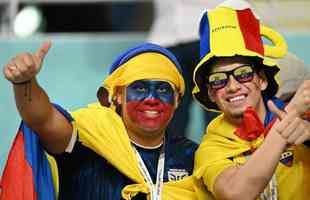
[5,41,73,153]
[216,130,287,200]
[14,78,54,127]
[235,132,285,198]
[14,78,73,153]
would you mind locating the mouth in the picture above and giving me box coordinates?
[227,95,247,104]
[140,110,161,118]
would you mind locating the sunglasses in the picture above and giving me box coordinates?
[206,65,255,90]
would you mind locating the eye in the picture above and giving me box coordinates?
[135,86,146,92]
[157,83,174,94]
[128,81,147,93]
[157,87,168,93]
[234,66,253,76]
[234,66,254,82]
[208,72,227,83]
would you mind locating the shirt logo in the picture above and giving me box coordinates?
[280,150,294,167]
[168,169,189,181]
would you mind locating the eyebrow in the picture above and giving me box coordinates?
[211,64,254,73]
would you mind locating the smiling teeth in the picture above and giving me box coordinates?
[144,110,159,117]
[229,95,245,102]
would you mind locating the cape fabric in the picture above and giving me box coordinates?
[1,103,213,200]
[71,102,212,200]
[194,99,310,199]
[0,123,56,200]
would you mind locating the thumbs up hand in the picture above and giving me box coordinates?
[268,100,310,145]
[3,40,51,84]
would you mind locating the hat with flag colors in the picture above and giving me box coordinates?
[192,0,288,111]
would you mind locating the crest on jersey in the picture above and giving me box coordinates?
[168,169,189,181]
[280,150,294,167]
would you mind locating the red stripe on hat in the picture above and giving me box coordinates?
[0,131,37,200]
[237,9,264,56]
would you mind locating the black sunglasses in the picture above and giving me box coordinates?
[206,64,255,90]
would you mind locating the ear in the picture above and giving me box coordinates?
[114,87,124,105]
[257,71,268,91]
[259,78,268,91]
[174,94,181,109]
[97,87,111,107]
[116,94,122,105]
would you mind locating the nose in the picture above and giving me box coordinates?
[145,88,159,100]
[143,98,161,106]
[226,75,241,92]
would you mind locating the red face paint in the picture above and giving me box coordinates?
[125,80,176,131]
[126,96,174,130]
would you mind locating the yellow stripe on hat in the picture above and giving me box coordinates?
[209,7,246,56]
[103,52,185,99]
[208,7,264,59]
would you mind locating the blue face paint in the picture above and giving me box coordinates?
[126,80,176,105]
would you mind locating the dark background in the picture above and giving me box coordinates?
[19,1,153,32]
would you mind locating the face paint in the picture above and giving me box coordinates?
[126,80,176,104]
[125,80,176,130]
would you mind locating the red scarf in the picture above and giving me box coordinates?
[235,107,274,141]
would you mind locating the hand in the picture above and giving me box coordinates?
[268,100,310,145]
[285,80,310,116]
[3,40,51,84]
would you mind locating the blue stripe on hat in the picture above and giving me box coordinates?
[108,43,182,75]
[199,11,211,59]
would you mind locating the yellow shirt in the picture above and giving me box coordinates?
[194,114,310,200]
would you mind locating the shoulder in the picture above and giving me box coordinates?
[167,135,198,152]
[71,102,122,125]
[71,102,114,116]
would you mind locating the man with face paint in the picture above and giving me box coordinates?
[193,1,310,200]
[1,42,210,200]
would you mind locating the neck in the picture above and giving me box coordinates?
[227,99,267,126]
[131,139,163,149]
[128,130,166,148]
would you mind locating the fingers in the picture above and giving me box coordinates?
[267,100,286,120]
[268,99,310,145]
[280,117,300,139]
[273,114,310,145]
[294,120,310,145]
[35,40,52,62]
[14,54,36,77]
[3,64,14,81]
[4,53,35,83]
[3,40,51,84]
[281,117,304,144]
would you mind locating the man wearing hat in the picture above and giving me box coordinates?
[1,42,209,199]
[193,1,310,200]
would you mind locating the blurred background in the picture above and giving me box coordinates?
[1,0,310,175]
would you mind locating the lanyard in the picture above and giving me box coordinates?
[132,142,165,200]
[259,174,277,200]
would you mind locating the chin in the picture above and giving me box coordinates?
[227,108,245,120]
[231,112,244,119]
[139,123,162,133]
[142,126,160,132]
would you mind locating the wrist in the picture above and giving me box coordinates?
[12,79,32,85]
[268,124,288,147]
